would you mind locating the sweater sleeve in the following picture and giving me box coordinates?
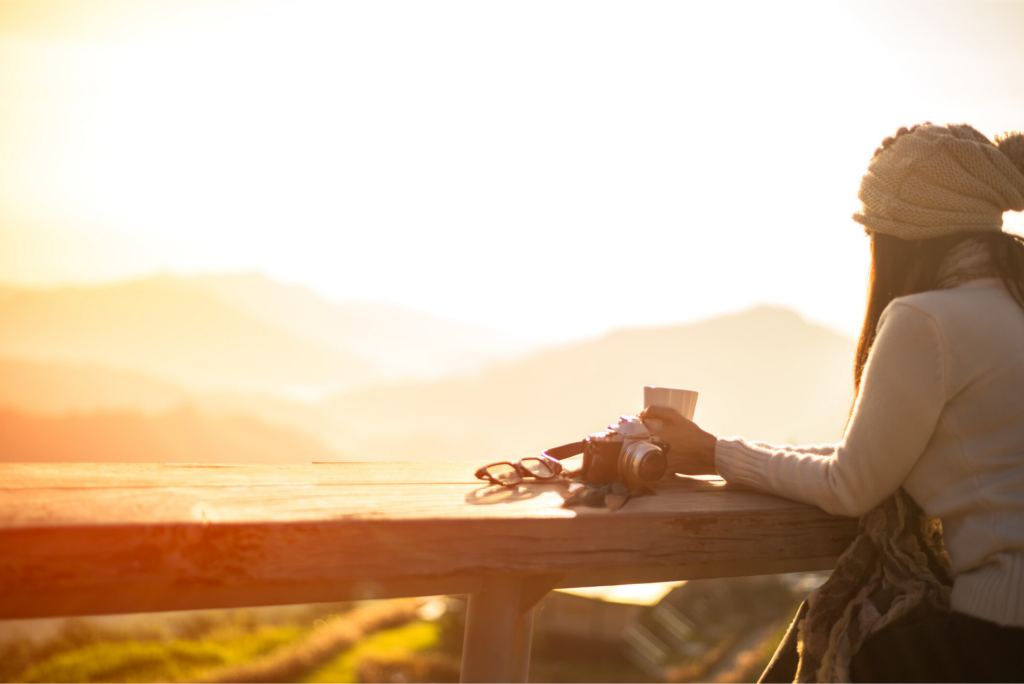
[714,302,948,517]
[750,442,837,456]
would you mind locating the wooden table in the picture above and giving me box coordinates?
[0,462,857,682]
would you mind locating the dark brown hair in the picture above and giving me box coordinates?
[853,231,1024,396]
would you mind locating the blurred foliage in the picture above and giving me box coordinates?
[0,602,456,684]
[649,577,801,682]
[0,605,342,683]
[18,626,302,683]
[529,647,656,683]
[303,621,445,683]
[354,652,461,684]
[0,580,812,683]
[712,616,794,684]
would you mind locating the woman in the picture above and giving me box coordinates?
[644,123,1024,682]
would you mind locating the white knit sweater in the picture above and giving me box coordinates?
[715,279,1024,627]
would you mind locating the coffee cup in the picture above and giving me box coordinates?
[643,386,698,420]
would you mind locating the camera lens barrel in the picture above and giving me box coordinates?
[619,439,667,491]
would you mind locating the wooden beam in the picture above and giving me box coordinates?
[0,463,857,620]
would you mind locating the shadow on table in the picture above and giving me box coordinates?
[464,483,562,506]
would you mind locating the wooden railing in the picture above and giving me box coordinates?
[0,462,857,682]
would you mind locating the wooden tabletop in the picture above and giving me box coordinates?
[0,462,858,620]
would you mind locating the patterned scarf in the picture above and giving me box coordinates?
[791,490,952,682]
[935,238,1000,290]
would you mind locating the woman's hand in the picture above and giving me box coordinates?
[640,405,719,476]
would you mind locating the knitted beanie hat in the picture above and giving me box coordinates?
[853,123,1024,239]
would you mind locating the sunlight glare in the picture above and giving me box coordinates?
[2,1,1023,339]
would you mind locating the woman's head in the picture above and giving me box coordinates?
[853,123,1024,239]
[851,124,1024,395]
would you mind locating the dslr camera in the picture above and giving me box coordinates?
[580,416,669,493]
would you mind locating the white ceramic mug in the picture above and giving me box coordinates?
[643,386,698,420]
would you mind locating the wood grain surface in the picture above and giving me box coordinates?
[0,462,857,619]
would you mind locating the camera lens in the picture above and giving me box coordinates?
[619,439,667,492]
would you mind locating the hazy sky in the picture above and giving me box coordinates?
[2,1,1023,341]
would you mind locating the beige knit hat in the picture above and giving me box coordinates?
[853,123,1024,239]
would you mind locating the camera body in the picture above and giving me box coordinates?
[581,416,669,493]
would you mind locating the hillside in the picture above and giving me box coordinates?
[0,278,371,394]
[314,306,856,462]
[0,304,857,464]
[0,358,189,414]
[0,356,344,459]
[0,406,341,464]
[183,273,539,382]
[0,274,538,398]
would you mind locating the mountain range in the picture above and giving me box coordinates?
[314,305,856,462]
[0,273,538,398]
[0,274,857,463]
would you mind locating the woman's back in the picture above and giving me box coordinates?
[898,278,1024,625]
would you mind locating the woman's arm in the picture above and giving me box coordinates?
[648,301,949,517]
[638,418,837,474]
[641,406,719,474]
[750,442,837,456]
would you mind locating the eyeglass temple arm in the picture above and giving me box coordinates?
[541,441,584,461]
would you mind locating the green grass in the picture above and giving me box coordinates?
[9,616,448,683]
[15,624,304,683]
[303,620,442,683]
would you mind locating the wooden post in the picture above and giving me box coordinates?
[461,575,533,683]
[461,572,567,683]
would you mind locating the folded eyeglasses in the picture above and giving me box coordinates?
[474,453,565,487]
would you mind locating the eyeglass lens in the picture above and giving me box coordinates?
[520,458,556,478]
[483,463,522,485]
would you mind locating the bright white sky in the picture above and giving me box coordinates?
[2,1,1023,342]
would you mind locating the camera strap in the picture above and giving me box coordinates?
[542,441,585,461]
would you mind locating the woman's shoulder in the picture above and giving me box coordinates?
[885,279,1014,322]
[881,279,1024,349]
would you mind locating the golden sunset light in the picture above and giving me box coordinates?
[4,4,1024,681]
[2,1,1021,340]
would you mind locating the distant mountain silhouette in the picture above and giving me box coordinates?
[0,278,368,393]
[183,273,539,382]
[0,406,341,464]
[0,355,341,460]
[0,300,857,464]
[0,358,189,414]
[0,274,537,396]
[314,305,856,461]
